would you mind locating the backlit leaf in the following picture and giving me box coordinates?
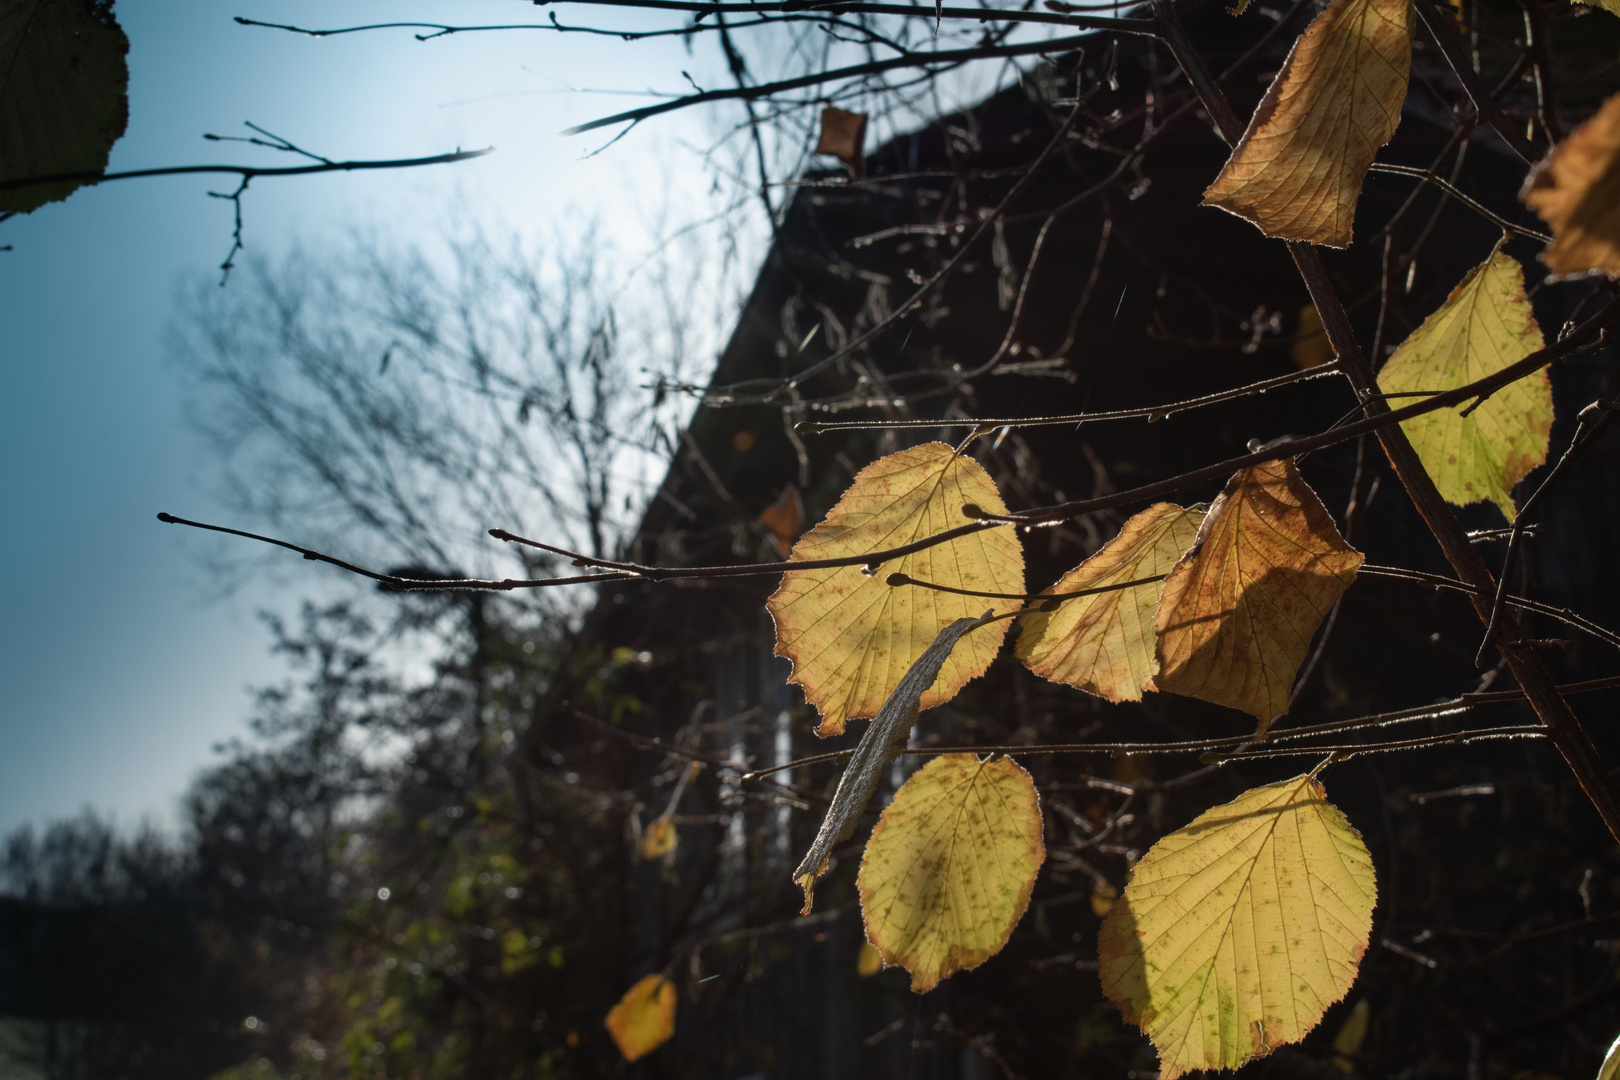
[1099,775,1376,1079]
[1202,0,1412,247]
[1522,92,1620,278]
[857,941,883,977]
[604,974,676,1062]
[640,818,677,860]
[1016,504,1204,702]
[1574,0,1620,15]
[1154,460,1363,726]
[858,754,1045,993]
[0,0,130,214]
[768,442,1024,737]
[1376,249,1551,522]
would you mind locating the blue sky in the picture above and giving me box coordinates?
[0,0,739,836]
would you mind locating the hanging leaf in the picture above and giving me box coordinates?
[1155,459,1362,727]
[1202,0,1412,247]
[1376,249,1551,522]
[1099,774,1377,1079]
[640,817,677,860]
[768,442,1024,737]
[604,974,677,1062]
[815,106,868,178]
[1522,92,1620,278]
[1292,304,1336,369]
[793,612,993,913]
[1017,504,1204,702]
[858,754,1045,994]
[856,942,884,977]
[0,0,130,214]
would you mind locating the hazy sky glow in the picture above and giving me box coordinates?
[0,0,752,837]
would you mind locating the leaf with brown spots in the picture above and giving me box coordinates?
[768,442,1024,737]
[1523,91,1620,278]
[1376,248,1551,522]
[1016,503,1204,702]
[858,754,1045,993]
[1202,0,1412,247]
[1099,775,1376,1079]
[1154,459,1363,727]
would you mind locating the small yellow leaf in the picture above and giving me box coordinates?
[1376,249,1551,522]
[604,974,676,1062]
[815,106,868,177]
[1099,775,1377,1080]
[1523,92,1620,278]
[769,443,1025,737]
[1293,304,1336,369]
[1017,504,1204,702]
[1090,879,1119,918]
[856,941,884,977]
[1154,460,1363,725]
[858,754,1045,993]
[1331,998,1370,1071]
[640,817,677,860]
[1202,0,1412,247]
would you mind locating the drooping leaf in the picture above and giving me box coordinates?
[640,817,677,860]
[1154,459,1363,726]
[856,941,883,977]
[1099,775,1377,1079]
[1202,0,1412,247]
[1522,92,1620,278]
[604,974,676,1062]
[0,0,130,214]
[815,105,868,177]
[1376,249,1551,522]
[793,612,993,913]
[1017,503,1204,702]
[858,754,1045,994]
[769,442,1024,737]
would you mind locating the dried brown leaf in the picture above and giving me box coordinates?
[1202,0,1412,247]
[1523,92,1620,277]
[1154,460,1363,726]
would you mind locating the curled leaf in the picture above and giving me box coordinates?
[0,0,130,214]
[1202,0,1412,247]
[858,754,1045,993]
[1523,92,1620,278]
[1376,249,1550,522]
[793,612,993,913]
[1099,775,1376,1079]
[1154,460,1363,726]
[604,974,676,1062]
[1017,503,1204,702]
[769,443,1024,737]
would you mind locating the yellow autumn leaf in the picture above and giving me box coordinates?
[1523,92,1620,277]
[1017,503,1204,702]
[640,817,677,860]
[604,973,676,1062]
[768,443,1025,737]
[1154,460,1363,726]
[856,941,884,977]
[1099,775,1376,1080]
[1202,0,1412,247]
[1376,249,1551,522]
[857,754,1045,993]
